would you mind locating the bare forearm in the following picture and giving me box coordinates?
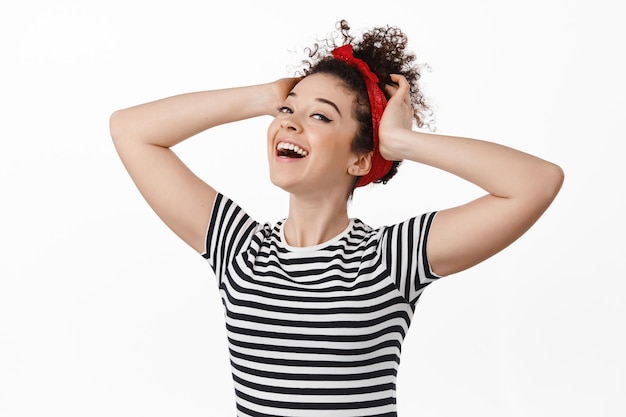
[389,129,564,200]
[109,83,278,147]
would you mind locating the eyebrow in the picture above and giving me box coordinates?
[288,92,342,116]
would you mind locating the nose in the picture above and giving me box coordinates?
[280,115,301,132]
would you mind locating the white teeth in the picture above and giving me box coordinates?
[277,142,308,157]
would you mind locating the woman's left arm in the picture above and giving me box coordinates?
[379,75,564,277]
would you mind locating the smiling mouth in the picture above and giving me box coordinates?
[276,141,308,158]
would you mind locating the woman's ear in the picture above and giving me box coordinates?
[348,152,372,177]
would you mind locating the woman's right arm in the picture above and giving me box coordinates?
[109,80,297,253]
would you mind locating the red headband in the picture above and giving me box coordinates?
[332,44,392,187]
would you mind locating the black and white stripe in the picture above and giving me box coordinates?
[203,193,439,416]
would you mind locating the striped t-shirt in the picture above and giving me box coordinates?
[202,193,440,417]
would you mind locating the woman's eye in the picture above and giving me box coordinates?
[312,113,331,122]
[277,106,293,114]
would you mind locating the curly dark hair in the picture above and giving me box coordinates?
[297,19,434,189]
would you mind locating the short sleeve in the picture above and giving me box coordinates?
[201,193,259,283]
[380,211,441,305]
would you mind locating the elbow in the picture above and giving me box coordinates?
[109,108,141,148]
[109,109,126,144]
[546,162,564,197]
[536,161,565,205]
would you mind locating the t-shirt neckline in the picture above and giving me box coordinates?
[278,219,355,252]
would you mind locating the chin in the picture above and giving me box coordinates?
[269,172,298,193]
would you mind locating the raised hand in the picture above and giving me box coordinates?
[378,74,414,161]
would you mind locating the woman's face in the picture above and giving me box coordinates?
[267,73,366,197]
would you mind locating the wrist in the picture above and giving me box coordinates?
[379,128,413,161]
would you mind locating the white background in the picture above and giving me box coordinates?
[1,0,624,416]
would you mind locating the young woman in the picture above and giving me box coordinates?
[110,20,563,417]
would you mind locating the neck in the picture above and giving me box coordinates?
[283,191,350,247]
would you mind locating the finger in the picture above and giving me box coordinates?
[389,74,410,96]
[389,74,408,86]
[384,82,399,97]
[384,80,408,109]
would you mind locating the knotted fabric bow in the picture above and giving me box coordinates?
[332,44,392,187]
